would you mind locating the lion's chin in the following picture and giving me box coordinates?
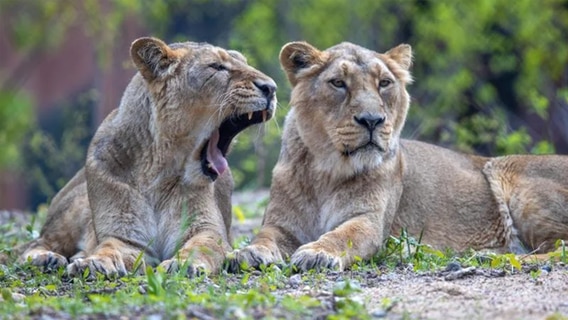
[311,147,385,181]
[347,150,385,171]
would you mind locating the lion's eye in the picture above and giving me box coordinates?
[330,79,346,88]
[379,79,393,88]
[209,63,227,71]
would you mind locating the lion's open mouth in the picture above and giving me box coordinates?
[201,109,271,180]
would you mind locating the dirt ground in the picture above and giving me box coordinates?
[233,217,568,319]
[231,190,568,320]
[3,191,568,319]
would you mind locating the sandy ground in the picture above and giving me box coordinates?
[362,266,568,319]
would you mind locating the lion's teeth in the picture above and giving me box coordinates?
[207,163,213,168]
[248,112,253,120]
[262,110,267,122]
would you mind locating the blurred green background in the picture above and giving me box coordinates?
[0,0,567,210]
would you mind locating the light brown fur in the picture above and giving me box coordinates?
[17,37,277,277]
[231,41,568,272]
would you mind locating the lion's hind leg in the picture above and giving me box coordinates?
[18,239,69,270]
[18,170,91,270]
[484,155,568,254]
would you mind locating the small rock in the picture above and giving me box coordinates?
[289,274,302,286]
[444,266,476,281]
[224,306,246,319]
[444,261,461,272]
[371,309,387,318]
[540,264,552,273]
[11,293,25,302]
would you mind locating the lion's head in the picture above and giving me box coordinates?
[129,37,277,182]
[279,41,412,177]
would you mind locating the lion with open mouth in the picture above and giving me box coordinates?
[17,36,277,277]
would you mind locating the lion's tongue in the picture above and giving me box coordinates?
[207,130,228,176]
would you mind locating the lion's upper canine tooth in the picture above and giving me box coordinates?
[248,112,253,120]
[262,110,267,122]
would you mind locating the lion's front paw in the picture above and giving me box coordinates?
[158,259,208,277]
[228,245,282,272]
[19,250,68,271]
[67,256,127,279]
[290,245,342,272]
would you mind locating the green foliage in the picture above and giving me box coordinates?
[22,102,92,208]
[489,253,522,272]
[2,0,568,199]
[375,229,451,272]
[0,91,33,169]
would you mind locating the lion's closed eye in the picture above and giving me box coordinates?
[208,63,228,71]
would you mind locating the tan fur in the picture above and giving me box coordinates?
[231,41,568,272]
[18,37,277,277]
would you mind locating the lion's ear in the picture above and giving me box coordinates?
[279,41,325,86]
[130,37,180,81]
[385,44,412,70]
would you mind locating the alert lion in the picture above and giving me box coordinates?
[231,41,568,272]
[17,37,277,277]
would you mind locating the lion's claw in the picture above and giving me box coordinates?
[67,256,126,279]
[290,247,341,272]
[20,250,68,271]
[228,245,282,272]
[159,259,208,277]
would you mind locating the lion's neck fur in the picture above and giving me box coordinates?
[112,76,210,189]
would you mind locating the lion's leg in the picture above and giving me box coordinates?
[65,163,159,278]
[19,169,90,270]
[508,182,568,253]
[158,191,232,276]
[230,224,301,271]
[159,228,231,276]
[66,237,149,278]
[485,156,568,254]
[290,214,383,272]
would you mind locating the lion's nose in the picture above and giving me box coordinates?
[354,113,386,130]
[254,79,277,100]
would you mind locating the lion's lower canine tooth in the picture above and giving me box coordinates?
[248,112,253,120]
[262,110,267,122]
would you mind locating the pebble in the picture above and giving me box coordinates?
[371,309,387,318]
[289,274,302,286]
[445,261,461,272]
[540,265,552,273]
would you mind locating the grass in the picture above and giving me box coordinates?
[0,200,562,319]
